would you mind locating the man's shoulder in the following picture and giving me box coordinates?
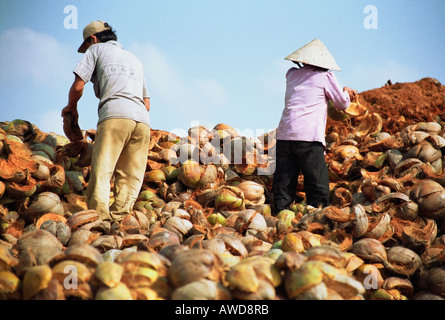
[87,41,122,53]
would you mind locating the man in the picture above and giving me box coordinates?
[273,39,356,214]
[62,20,151,221]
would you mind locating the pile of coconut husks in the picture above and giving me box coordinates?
[1,77,445,300]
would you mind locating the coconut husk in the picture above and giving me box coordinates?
[62,113,83,142]
[0,139,38,181]
[35,213,67,229]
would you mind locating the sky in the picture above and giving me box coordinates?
[0,0,444,139]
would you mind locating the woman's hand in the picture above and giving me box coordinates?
[344,86,357,101]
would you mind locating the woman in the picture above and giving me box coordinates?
[273,39,356,214]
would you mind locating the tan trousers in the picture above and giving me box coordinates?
[86,119,150,221]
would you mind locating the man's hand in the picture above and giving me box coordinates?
[61,106,79,124]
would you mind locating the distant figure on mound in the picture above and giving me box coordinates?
[273,39,356,214]
[62,20,151,222]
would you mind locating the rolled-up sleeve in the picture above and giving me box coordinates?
[142,77,150,99]
[324,71,350,110]
[73,49,96,83]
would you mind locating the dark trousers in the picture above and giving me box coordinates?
[272,140,330,213]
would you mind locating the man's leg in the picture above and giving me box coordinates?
[110,121,150,221]
[86,119,129,221]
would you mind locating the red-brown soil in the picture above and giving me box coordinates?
[327,77,445,136]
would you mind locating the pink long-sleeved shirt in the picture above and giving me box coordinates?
[276,65,350,146]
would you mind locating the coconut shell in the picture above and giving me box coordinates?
[351,238,387,264]
[5,182,37,199]
[95,282,133,300]
[28,278,64,300]
[148,230,181,251]
[234,209,267,235]
[94,261,124,288]
[172,278,232,300]
[68,229,98,247]
[226,256,282,299]
[383,277,414,298]
[214,186,244,211]
[4,120,36,142]
[356,112,383,138]
[4,82,445,301]
[121,234,148,248]
[401,219,437,252]
[35,214,67,229]
[0,181,5,199]
[426,266,445,296]
[163,216,193,241]
[27,192,64,218]
[344,96,367,117]
[17,229,63,254]
[363,213,392,240]
[39,220,71,246]
[63,244,103,267]
[238,181,265,205]
[45,165,66,189]
[324,273,366,299]
[330,187,353,208]
[0,271,20,296]
[22,265,52,300]
[52,260,92,284]
[91,235,123,253]
[168,249,223,288]
[328,101,349,121]
[386,246,422,276]
[413,291,445,300]
[67,209,99,231]
[284,260,338,299]
[327,229,354,251]
[15,246,63,276]
[352,205,369,238]
[0,245,19,270]
[420,245,445,268]
[215,233,248,257]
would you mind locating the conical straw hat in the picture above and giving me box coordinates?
[284,39,341,71]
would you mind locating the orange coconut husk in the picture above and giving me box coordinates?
[36,213,67,229]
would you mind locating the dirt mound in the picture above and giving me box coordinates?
[327,77,445,136]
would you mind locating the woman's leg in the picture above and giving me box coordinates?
[272,140,300,214]
[296,141,330,208]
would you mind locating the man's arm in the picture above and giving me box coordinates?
[144,97,150,112]
[61,74,85,123]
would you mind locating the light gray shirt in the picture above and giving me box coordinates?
[73,41,150,127]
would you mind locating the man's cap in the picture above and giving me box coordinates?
[78,20,111,53]
[284,39,341,71]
